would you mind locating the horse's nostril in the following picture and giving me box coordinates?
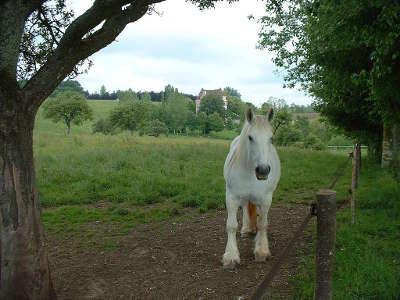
[256,165,270,176]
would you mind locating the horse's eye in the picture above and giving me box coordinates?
[270,137,274,144]
[248,135,253,142]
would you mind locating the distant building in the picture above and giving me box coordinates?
[195,88,228,114]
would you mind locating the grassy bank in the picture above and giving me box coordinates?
[293,162,400,299]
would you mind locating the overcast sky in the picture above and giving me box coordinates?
[69,0,311,107]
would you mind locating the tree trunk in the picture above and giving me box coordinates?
[0,105,56,299]
[367,138,382,163]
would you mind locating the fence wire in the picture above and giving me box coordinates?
[251,149,356,300]
[327,152,353,189]
[250,204,316,300]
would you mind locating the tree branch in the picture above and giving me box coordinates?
[37,6,60,47]
[23,0,165,109]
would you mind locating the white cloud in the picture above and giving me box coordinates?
[70,0,312,106]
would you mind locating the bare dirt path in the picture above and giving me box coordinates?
[48,204,313,299]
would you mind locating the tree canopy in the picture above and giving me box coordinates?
[258,0,400,154]
[199,94,225,116]
[43,91,93,135]
[54,80,85,95]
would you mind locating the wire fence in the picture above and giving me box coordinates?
[250,143,361,300]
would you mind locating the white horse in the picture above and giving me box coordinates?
[222,108,281,269]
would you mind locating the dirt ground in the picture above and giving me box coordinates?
[48,204,313,300]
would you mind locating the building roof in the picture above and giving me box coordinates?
[197,88,225,99]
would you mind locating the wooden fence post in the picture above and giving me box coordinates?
[351,146,359,224]
[355,143,361,188]
[315,189,336,300]
[357,143,361,172]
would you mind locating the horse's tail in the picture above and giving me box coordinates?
[248,202,257,232]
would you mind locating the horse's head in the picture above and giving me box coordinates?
[243,108,275,180]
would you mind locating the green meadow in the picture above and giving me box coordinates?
[35,100,399,298]
[35,101,351,230]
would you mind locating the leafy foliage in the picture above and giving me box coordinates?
[18,0,75,80]
[92,118,116,135]
[260,97,292,133]
[224,86,241,99]
[53,80,84,96]
[199,94,225,116]
[109,100,152,132]
[258,0,400,155]
[43,91,92,135]
[118,89,139,103]
[139,119,169,137]
[161,93,191,133]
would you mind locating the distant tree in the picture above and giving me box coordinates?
[110,100,152,132]
[200,94,224,116]
[118,89,139,103]
[288,103,314,113]
[163,93,191,134]
[100,85,107,97]
[295,116,311,140]
[261,97,288,111]
[187,98,196,113]
[54,80,85,95]
[196,112,209,135]
[207,112,225,133]
[261,97,292,133]
[163,84,179,101]
[92,118,116,135]
[139,119,169,137]
[274,124,302,146]
[224,86,241,99]
[227,96,246,118]
[43,91,93,135]
[141,91,152,102]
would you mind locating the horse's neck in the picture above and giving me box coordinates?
[232,135,251,171]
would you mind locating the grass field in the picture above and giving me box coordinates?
[34,101,351,231]
[35,100,399,298]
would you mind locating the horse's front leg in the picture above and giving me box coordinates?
[254,194,272,262]
[222,195,240,269]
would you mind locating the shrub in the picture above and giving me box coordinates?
[138,119,169,137]
[92,118,116,135]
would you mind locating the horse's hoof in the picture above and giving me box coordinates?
[223,260,239,270]
[254,251,271,262]
[222,254,240,269]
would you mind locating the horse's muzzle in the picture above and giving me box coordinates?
[255,164,271,180]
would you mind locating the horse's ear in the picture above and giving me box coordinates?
[246,108,254,123]
[267,108,274,122]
